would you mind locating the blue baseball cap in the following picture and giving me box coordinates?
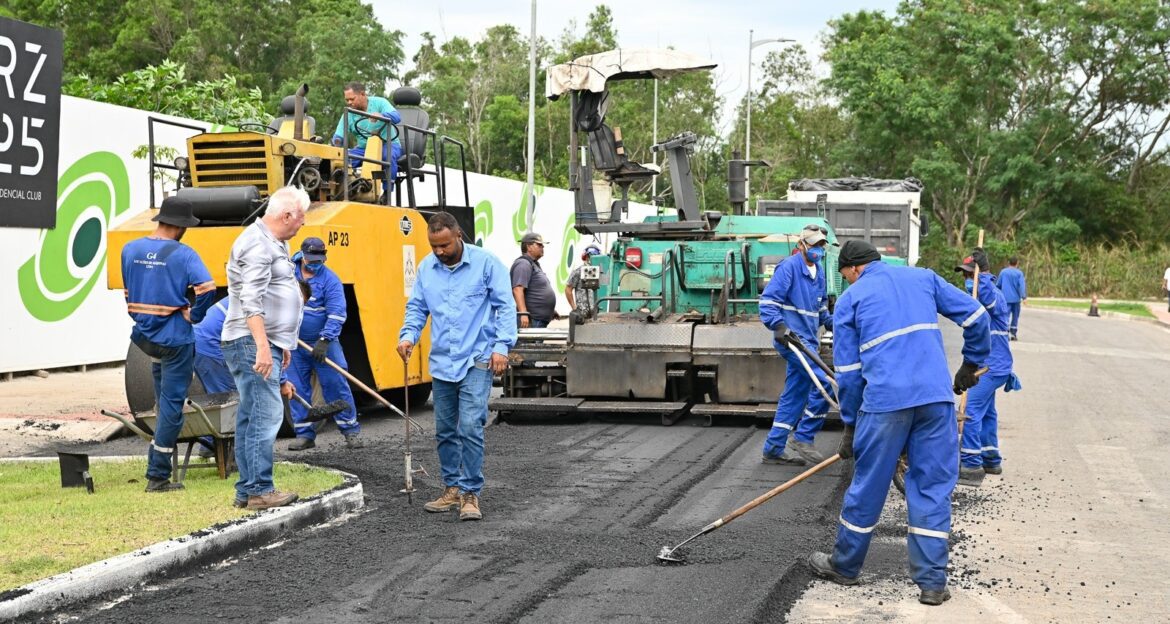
[301,237,327,262]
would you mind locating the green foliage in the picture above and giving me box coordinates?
[64,60,267,125]
[1022,217,1082,247]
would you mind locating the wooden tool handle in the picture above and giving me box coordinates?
[297,339,407,419]
[718,454,842,526]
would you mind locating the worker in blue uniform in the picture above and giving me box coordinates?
[193,298,234,394]
[996,257,1027,340]
[808,240,991,606]
[287,237,361,450]
[759,225,837,465]
[332,81,403,183]
[121,196,216,492]
[956,253,1015,485]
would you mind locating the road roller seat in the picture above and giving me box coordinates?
[392,86,429,178]
[269,95,317,139]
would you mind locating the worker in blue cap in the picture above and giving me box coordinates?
[807,240,990,606]
[759,224,838,465]
[287,237,361,449]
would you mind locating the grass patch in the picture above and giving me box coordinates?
[1031,299,1155,318]
[0,459,344,591]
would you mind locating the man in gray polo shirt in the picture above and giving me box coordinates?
[510,232,558,328]
[222,186,308,510]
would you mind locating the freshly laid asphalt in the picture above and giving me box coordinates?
[15,306,1170,623]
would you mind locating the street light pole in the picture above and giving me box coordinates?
[745,32,794,201]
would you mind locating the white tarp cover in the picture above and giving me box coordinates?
[546,48,717,98]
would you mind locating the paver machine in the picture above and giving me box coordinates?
[106,85,472,427]
[490,49,841,426]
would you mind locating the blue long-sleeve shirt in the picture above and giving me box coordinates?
[973,273,1013,375]
[832,262,991,425]
[398,243,517,383]
[997,267,1027,303]
[121,237,215,347]
[296,263,347,342]
[759,252,832,347]
[194,298,230,360]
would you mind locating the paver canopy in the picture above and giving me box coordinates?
[545,47,717,98]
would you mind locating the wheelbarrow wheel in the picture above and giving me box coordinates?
[125,342,206,433]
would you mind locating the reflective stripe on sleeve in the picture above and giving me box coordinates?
[859,323,939,353]
[962,306,987,327]
[303,306,327,313]
[908,526,949,539]
[985,300,997,309]
[840,515,876,534]
[780,303,820,318]
[193,281,216,295]
[835,362,861,373]
[327,314,347,322]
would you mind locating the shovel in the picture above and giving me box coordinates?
[290,391,350,423]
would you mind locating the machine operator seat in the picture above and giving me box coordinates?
[392,86,428,179]
[269,95,317,139]
[575,90,657,184]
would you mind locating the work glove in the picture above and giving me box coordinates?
[953,360,980,394]
[837,425,855,460]
[311,339,331,363]
[772,322,793,344]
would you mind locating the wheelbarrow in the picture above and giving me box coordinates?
[102,392,238,481]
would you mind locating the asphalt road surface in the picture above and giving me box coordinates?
[21,307,1170,623]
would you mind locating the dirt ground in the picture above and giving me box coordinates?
[0,365,127,457]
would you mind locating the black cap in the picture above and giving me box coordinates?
[520,232,548,246]
[838,240,881,269]
[954,255,978,273]
[301,237,327,262]
[152,196,200,228]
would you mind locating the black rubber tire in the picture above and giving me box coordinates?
[124,342,205,433]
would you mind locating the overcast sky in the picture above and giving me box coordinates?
[367,0,901,132]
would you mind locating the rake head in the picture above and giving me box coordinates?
[656,545,688,565]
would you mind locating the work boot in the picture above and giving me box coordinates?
[424,486,462,513]
[247,490,299,510]
[958,466,985,487]
[344,433,364,449]
[459,492,482,521]
[145,478,184,493]
[919,588,952,606]
[762,447,807,466]
[983,463,1003,475]
[807,552,859,586]
[232,497,248,509]
[288,437,315,451]
[789,439,825,464]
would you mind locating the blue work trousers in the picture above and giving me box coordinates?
[349,142,403,186]
[432,365,493,495]
[831,401,957,591]
[1007,302,1021,336]
[223,336,285,499]
[194,354,236,394]
[764,345,832,456]
[134,334,195,481]
[961,373,1009,469]
[287,342,359,439]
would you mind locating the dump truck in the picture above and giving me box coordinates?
[490,49,843,426]
[106,85,471,421]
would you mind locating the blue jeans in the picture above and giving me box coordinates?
[133,331,196,481]
[1007,301,1022,336]
[223,336,285,499]
[528,318,550,329]
[287,341,359,439]
[960,372,1009,469]
[831,402,957,591]
[432,365,493,494]
[764,343,833,456]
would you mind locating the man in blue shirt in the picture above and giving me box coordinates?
[288,237,361,450]
[808,240,990,607]
[398,212,517,522]
[758,225,836,466]
[996,257,1027,340]
[332,81,404,184]
[121,196,216,492]
[955,254,1015,486]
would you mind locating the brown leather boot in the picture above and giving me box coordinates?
[246,490,298,510]
[423,486,462,513]
[459,492,482,521]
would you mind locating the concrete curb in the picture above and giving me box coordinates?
[0,461,364,622]
[1028,304,1170,330]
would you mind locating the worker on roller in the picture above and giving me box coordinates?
[808,240,990,606]
[955,250,1016,486]
[332,81,403,182]
[758,224,837,465]
[121,196,216,492]
[287,237,362,450]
